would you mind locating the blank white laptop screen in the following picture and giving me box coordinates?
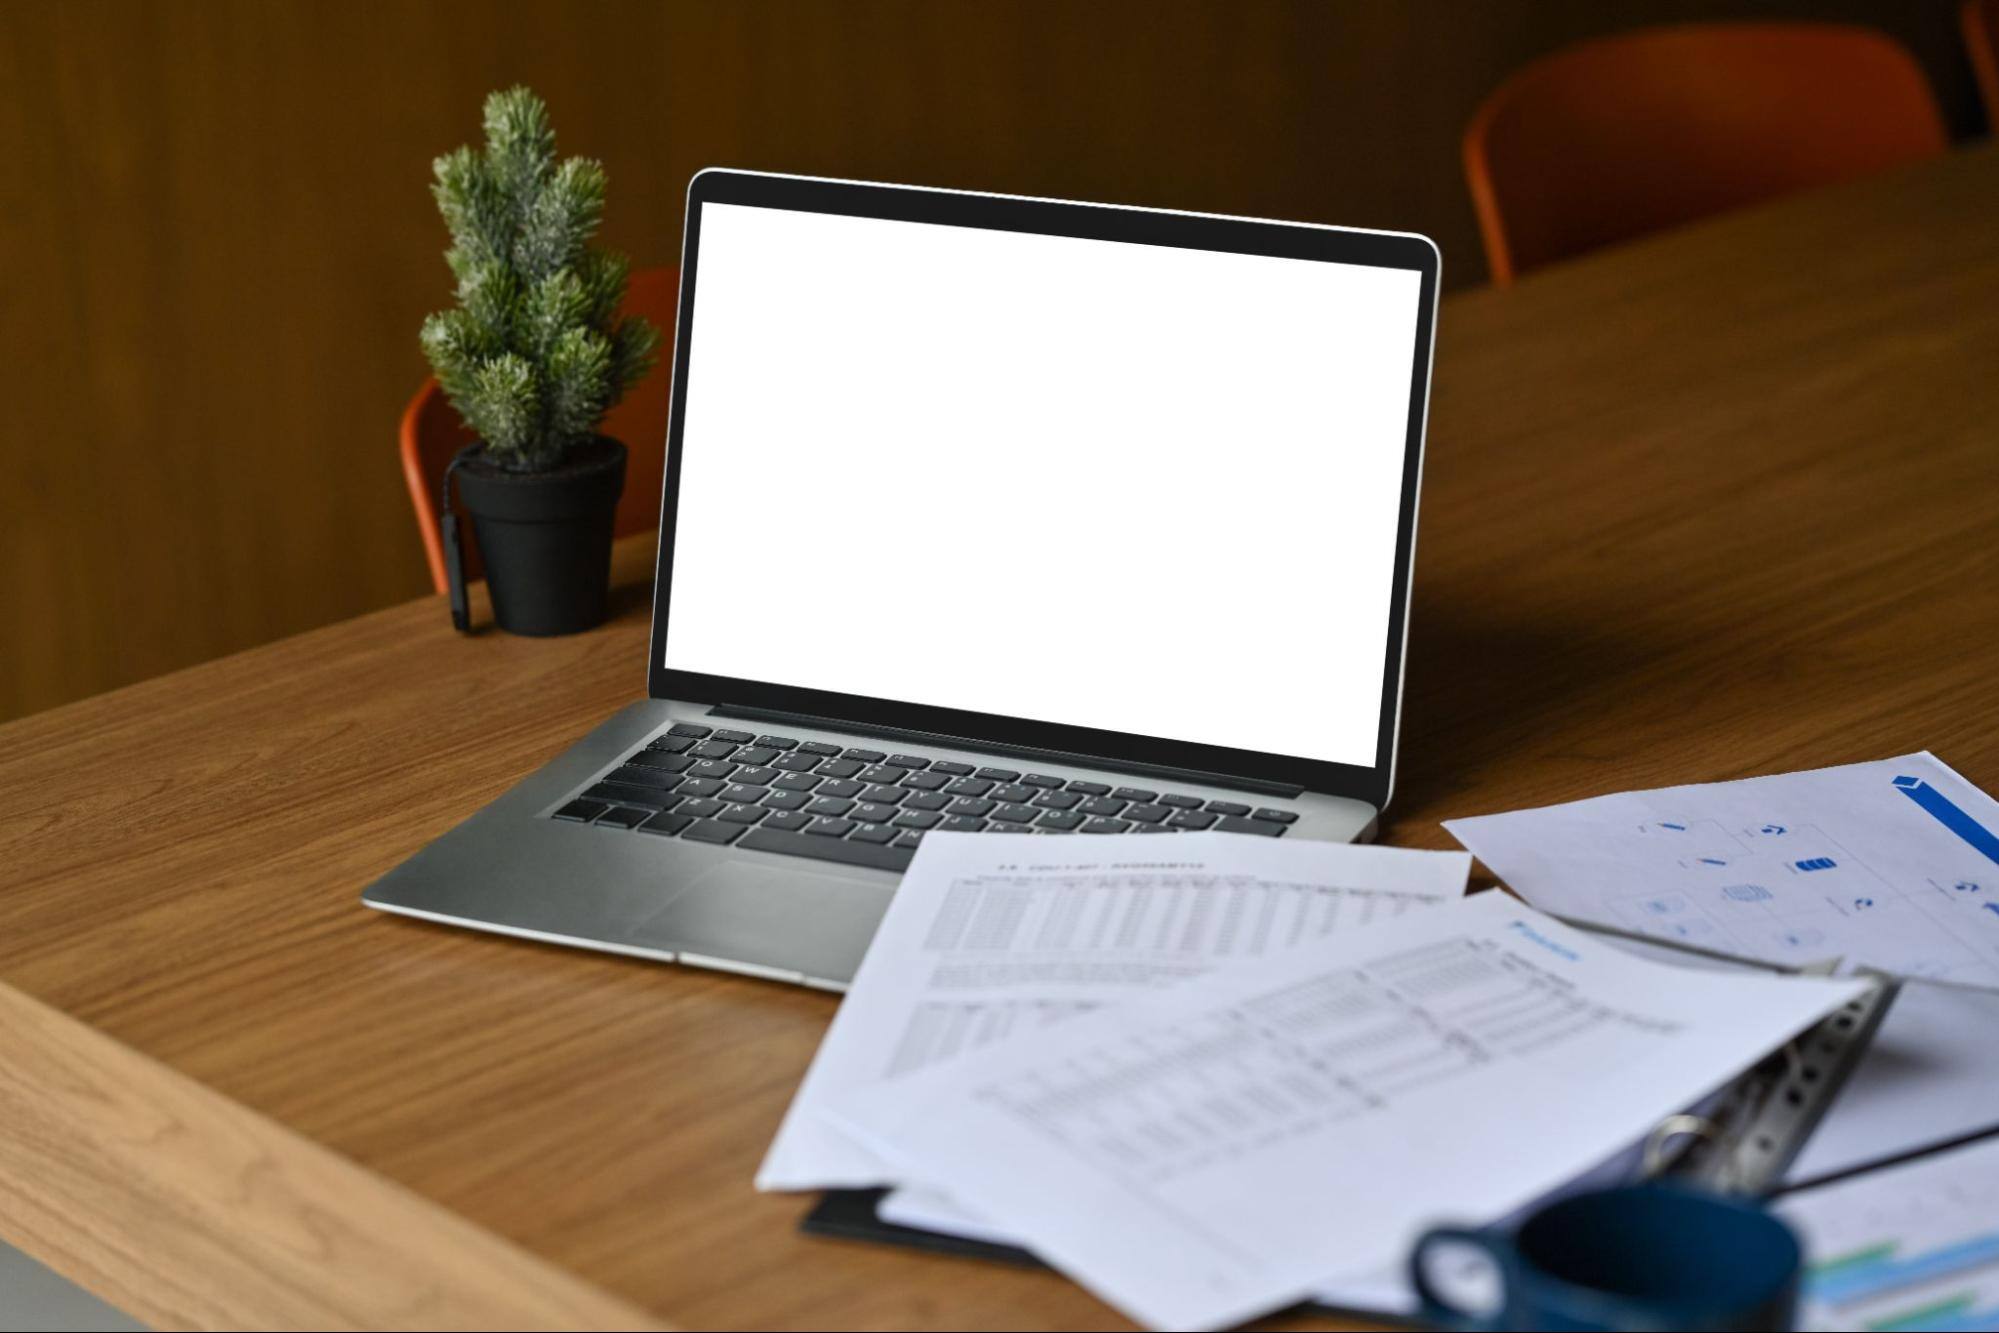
[664,201,1423,769]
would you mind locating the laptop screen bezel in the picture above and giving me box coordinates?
[646,169,1438,810]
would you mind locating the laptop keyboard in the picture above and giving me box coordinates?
[549,723,1297,873]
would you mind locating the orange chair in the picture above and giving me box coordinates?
[1969,0,1999,126]
[399,266,679,592]
[1464,24,1947,285]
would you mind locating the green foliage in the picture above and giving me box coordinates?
[420,87,660,470]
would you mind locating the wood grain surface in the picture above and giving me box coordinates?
[2,144,1996,1329]
[1,0,1983,724]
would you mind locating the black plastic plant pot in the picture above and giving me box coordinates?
[455,436,627,636]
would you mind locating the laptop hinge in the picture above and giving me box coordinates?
[706,704,1306,799]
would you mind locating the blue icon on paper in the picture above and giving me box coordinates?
[1722,884,1772,902]
[1660,822,1688,831]
[1698,857,1728,866]
[1853,897,1875,910]
[1955,881,1983,894]
[1760,824,1787,835]
[1795,857,1837,872]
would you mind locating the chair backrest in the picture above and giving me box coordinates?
[399,266,680,593]
[1464,23,1947,285]
[1969,0,1999,126]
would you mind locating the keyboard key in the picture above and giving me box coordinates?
[626,750,693,772]
[850,822,898,844]
[635,811,693,837]
[688,759,736,779]
[900,770,949,791]
[757,735,800,750]
[719,803,768,825]
[667,722,712,738]
[721,783,767,804]
[1031,789,1082,810]
[893,810,943,829]
[1078,796,1127,816]
[689,740,739,759]
[1037,810,1084,830]
[860,764,909,784]
[887,754,931,770]
[683,818,746,845]
[945,777,994,797]
[646,734,695,753]
[1253,808,1300,824]
[733,746,779,766]
[1168,809,1218,830]
[1132,824,1173,833]
[948,797,995,817]
[975,766,1021,782]
[761,789,810,811]
[678,777,725,798]
[712,728,756,744]
[1124,803,1170,824]
[556,799,612,823]
[940,815,986,832]
[844,747,886,763]
[610,764,682,788]
[1205,800,1251,816]
[991,783,1034,803]
[773,752,821,773]
[586,782,676,808]
[798,741,842,756]
[1020,773,1065,789]
[737,826,914,872]
[1216,814,1284,837]
[990,804,1037,824]
[805,816,855,837]
[820,778,864,798]
[818,758,865,779]
[1080,816,1131,834]
[773,772,822,792]
[892,831,925,850]
[764,810,811,831]
[595,805,652,829]
[852,802,899,823]
[930,761,974,776]
[860,784,907,805]
[985,822,1025,832]
[680,797,725,819]
[732,765,779,786]
[904,791,951,812]
[1158,793,1204,809]
[1112,787,1157,803]
[807,796,855,817]
[1067,780,1111,796]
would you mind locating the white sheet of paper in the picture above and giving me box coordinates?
[1445,752,1999,991]
[757,830,1471,1191]
[1784,978,1999,1185]
[825,893,1869,1331]
[1779,1133,1999,1333]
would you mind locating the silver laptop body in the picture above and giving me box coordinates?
[363,169,1441,990]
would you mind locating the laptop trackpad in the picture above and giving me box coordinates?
[631,860,894,986]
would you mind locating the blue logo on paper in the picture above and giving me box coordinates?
[1853,897,1875,910]
[1795,857,1837,872]
[1955,881,1983,894]
[1760,824,1787,835]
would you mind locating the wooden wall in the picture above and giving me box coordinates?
[1,0,1983,722]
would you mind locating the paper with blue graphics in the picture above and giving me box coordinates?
[1445,753,1999,992]
[823,893,1866,1331]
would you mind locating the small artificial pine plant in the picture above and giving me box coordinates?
[420,86,660,472]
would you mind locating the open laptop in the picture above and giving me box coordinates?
[363,169,1440,989]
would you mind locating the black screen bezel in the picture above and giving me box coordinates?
[646,169,1438,809]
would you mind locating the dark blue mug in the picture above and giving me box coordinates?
[1409,1183,1801,1331]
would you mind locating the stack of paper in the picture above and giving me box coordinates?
[762,829,1867,1330]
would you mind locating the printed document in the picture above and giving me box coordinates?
[824,893,1868,1331]
[1446,752,1999,990]
[1780,1133,1999,1333]
[757,830,1471,1191]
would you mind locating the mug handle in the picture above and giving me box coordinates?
[1409,1225,1516,1331]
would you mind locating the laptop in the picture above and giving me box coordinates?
[363,169,1441,990]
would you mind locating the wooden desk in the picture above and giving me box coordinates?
[4,144,1997,1331]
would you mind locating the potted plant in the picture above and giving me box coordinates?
[420,86,660,635]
